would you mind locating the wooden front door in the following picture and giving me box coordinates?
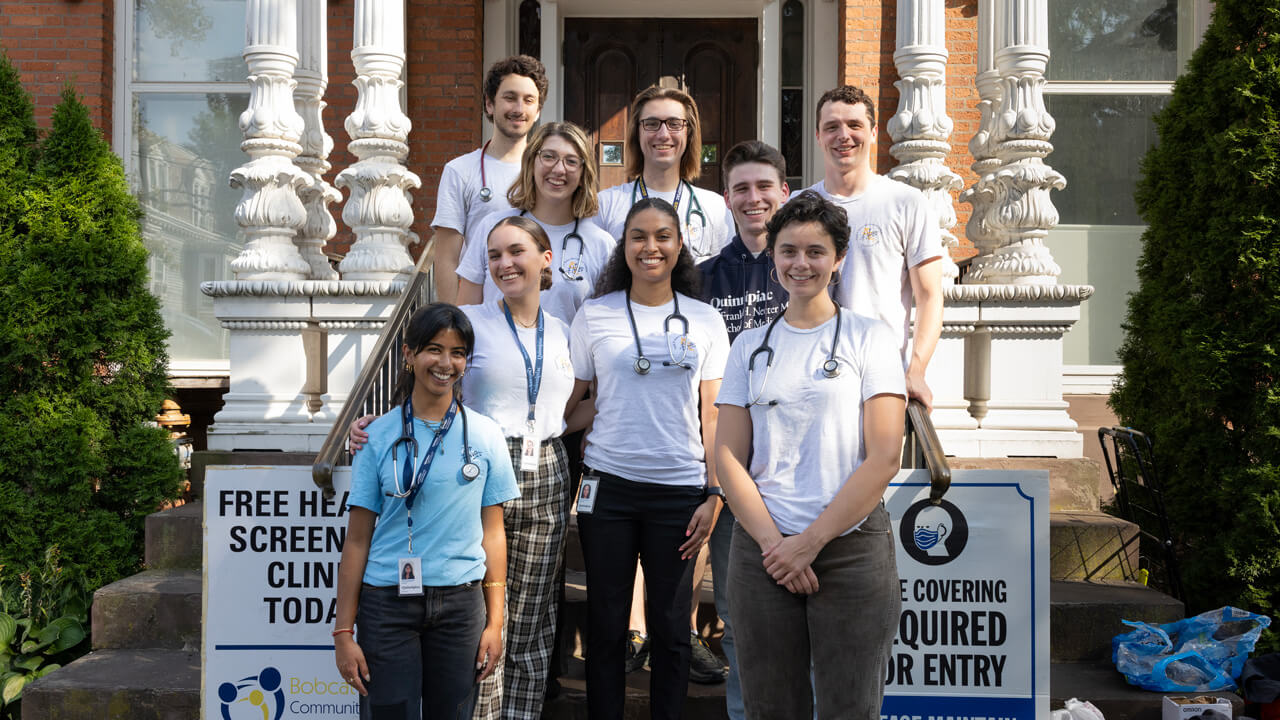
[563,18,759,193]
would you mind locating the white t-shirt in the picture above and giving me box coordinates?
[803,176,943,358]
[570,290,730,486]
[459,300,576,441]
[431,147,521,257]
[716,310,906,535]
[456,209,617,324]
[594,180,735,264]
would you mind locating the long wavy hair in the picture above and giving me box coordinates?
[593,198,701,299]
[506,121,600,219]
[623,86,703,182]
[392,303,475,406]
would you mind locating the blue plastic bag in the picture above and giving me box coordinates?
[1112,606,1271,692]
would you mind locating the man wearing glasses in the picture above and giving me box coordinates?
[593,86,734,264]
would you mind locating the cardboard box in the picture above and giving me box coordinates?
[1162,695,1232,720]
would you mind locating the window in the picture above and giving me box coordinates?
[519,0,541,59]
[117,0,249,369]
[780,0,804,188]
[1043,0,1209,368]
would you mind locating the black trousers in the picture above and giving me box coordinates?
[577,469,704,720]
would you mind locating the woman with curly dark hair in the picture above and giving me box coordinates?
[564,197,730,719]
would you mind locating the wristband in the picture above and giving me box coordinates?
[332,628,355,637]
[483,581,507,588]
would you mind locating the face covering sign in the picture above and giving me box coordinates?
[204,466,355,720]
[882,469,1050,720]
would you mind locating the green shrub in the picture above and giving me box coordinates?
[0,82,183,588]
[1112,1,1280,646]
[0,548,92,719]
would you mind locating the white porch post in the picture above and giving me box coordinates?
[335,0,421,281]
[229,0,311,280]
[958,0,1002,275]
[968,0,1064,284]
[887,0,975,433]
[293,0,341,281]
[886,0,961,284]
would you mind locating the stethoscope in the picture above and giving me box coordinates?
[624,290,692,374]
[390,395,481,500]
[519,210,585,281]
[479,140,493,203]
[745,309,843,407]
[632,178,709,255]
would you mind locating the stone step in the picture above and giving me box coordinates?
[22,649,200,720]
[1050,580,1184,663]
[90,569,201,651]
[951,457,1105,513]
[1051,661,1242,720]
[144,501,202,570]
[1050,511,1140,582]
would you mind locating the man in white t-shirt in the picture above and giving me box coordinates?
[431,55,548,303]
[803,85,944,408]
[593,86,733,263]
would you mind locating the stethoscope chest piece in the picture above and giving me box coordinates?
[479,186,493,203]
[822,358,841,379]
[634,357,651,375]
[462,461,481,480]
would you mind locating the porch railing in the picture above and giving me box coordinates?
[312,243,437,498]
[903,399,952,504]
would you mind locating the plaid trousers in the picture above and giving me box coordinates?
[472,436,569,720]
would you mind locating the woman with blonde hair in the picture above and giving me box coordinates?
[457,121,615,324]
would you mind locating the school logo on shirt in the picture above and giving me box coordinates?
[668,334,698,365]
[898,498,969,566]
[857,223,883,247]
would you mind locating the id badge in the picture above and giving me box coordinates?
[397,557,423,596]
[576,475,600,515]
[520,435,539,473]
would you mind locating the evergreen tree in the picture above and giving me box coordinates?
[1112,1,1280,633]
[0,86,182,587]
[0,48,37,277]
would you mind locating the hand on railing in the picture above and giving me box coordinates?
[903,399,951,504]
[349,415,375,453]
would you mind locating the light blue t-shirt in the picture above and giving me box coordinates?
[349,404,519,587]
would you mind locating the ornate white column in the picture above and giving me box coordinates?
[886,0,962,284]
[335,0,420,281]
[229,0,311,280]
[958,0,1003,278]
[292,0,341,280]
[969,0,1065,285]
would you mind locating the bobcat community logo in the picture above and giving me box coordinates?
[218,666,286,720]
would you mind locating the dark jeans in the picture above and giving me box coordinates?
[729,504,901,720]
[356,583,485,720]
[577,470,704,720]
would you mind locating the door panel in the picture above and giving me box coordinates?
[564,18,758,193]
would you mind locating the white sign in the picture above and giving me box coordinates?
[882,469,1050,720]
[203,466,354,720]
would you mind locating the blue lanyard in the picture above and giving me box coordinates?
[399,396,459,510]
[634,177,686,214]
[501,300,544,433]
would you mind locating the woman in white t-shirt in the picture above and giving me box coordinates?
[353,217,581,720]
[565,197,729,720]
[457,122,614,324]
[714,191,907,719]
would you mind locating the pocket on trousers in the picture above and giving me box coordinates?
[851,502,892,535]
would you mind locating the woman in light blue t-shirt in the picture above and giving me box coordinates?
[333,303,519,719]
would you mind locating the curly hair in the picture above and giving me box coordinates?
[506,121,600,219]
[483,55,548,121]
[623,86,703,182]
[593,198,701,299]
[815,85,876,128]
[765,190,851,258]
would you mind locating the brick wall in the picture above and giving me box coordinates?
[0,0,114,137]
[322,0,484,259]
[840,0,980,257]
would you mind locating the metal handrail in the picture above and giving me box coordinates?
[312,242,437,498]
[902,399,951,504]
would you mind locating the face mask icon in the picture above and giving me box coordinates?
[913,505,952,557]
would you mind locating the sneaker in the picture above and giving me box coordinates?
[625,630,649,673]
[688,632,727,684]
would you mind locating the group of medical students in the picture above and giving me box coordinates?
[331,52,946,720]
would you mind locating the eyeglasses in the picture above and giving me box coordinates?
[638,117,689,133]
[537,150,583,171]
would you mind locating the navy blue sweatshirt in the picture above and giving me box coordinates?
[696,235,789,343]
